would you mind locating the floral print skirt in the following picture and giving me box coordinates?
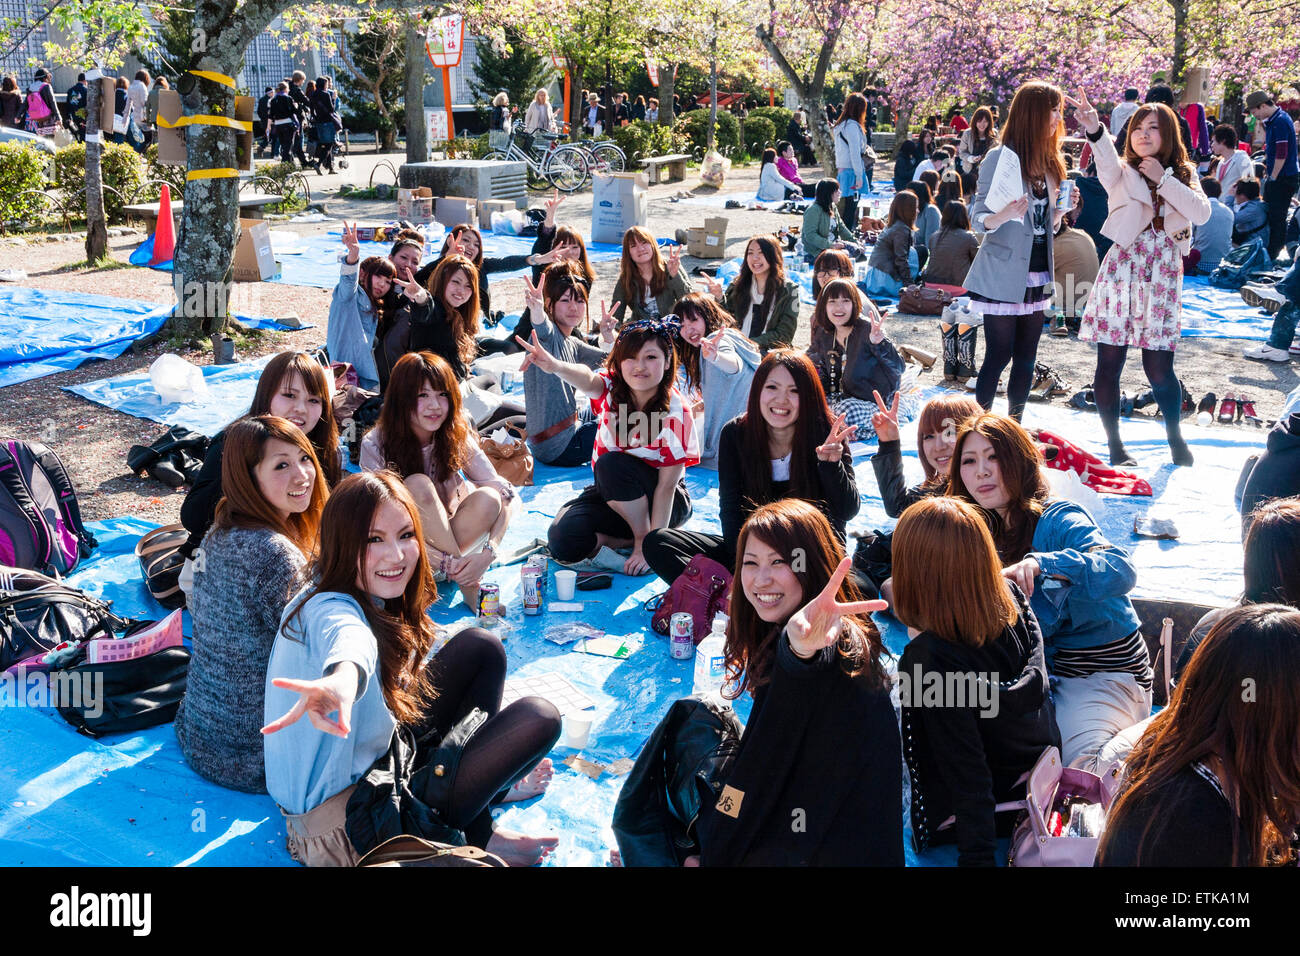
[1078,227,1183,352]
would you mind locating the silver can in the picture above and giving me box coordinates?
[521,565,543,616]
[669,612,695,660]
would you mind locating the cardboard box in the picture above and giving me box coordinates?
[97,78,116,135]
[435,196,478,229]
[686,216,729,258]
[591,172,648,245]
[397,186,434,223]
[153,90,253,170]
[232,217,280,282]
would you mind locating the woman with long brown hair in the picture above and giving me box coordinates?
[893,496,1060,866]
[958,106,998,179]
[181,350,341,560]
[518,319,699,575]
[833,91,870,230]
[610,227,690,326]
[709,234,800,352]
[406,253,481,381]
[966,81,1075,422]
[262,471,561,867]
[642,349,860,588]
[179,416,327,794]
[360,351,514,607]
[689,499,900,865]
[1098,604,1300,866]
[1070,92,1210,467]
[948,413,1149,773]
[671,292,760,466]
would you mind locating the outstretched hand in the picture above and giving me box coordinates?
[599,299,620,343]
[396,267,427,301]
[514,330,559,374]
[700,328,726,363]
[261,671,356,739]
[785,557,889,659]
[870,389,901,443]
[1063,90,1099,134]
[815,411,857,462]
[703,276,724,299]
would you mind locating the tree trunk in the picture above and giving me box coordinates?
[405,23,427,162]
[83,76,107,262]
[1168,0,1188,88]
[893,106,911,158]
[1221,80,1243,137]
[658,63,676,127]
[756,21,842,175]
[708,42,719,149]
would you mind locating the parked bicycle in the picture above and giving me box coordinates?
[483,129,590,193]
[554,121,627,175]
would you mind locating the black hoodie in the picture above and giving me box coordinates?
[1240,411,1300,535]
[899,583,1061,866]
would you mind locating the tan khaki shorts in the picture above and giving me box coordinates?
[280,785,361,867]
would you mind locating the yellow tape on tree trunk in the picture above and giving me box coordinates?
[156,113,252,132]
[186,168,240,181]
[188,70,237,89]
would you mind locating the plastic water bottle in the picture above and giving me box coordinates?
[692,613,730,705]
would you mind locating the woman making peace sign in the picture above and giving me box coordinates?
[690,499,902,866]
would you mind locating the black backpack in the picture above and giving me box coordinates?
[55,643,190,738]
[0,566,131,671]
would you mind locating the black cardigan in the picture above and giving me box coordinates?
[717,418,860,553]
[898,583,1061,866]
[179,430,229,559]
[697,630,903,866]
[871,439,942,519]
[412,227,551,319]
[407,297,473,381]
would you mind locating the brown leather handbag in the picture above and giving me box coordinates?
[899,281,954,316]
[357,835,507,867]
[480,423,534,487]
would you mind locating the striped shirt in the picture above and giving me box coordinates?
[1051,629,1152,691]
[590,369,700,469]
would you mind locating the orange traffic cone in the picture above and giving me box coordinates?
[149,183,176,265]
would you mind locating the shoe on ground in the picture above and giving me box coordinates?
[1290,341,1300,357]
[1239,284,1287,314]
[1242,343,1291,362]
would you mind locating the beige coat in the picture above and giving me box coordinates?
[1089,127,1210,255]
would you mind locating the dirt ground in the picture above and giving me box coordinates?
[1,153,1294,526]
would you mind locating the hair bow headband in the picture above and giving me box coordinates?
[618,316,682,342]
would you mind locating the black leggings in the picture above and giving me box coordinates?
[411,629,560,847]
[975,311,1045,421]
[1092,344,1184,452]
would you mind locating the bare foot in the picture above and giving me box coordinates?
[608,848,623,867]
[502,757,553,803]
[486,827,559,866]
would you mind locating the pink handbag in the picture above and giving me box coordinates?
[648,554,731,642]
[1008,746,1122,867]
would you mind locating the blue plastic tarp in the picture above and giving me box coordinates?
[0,396,1265,866]
[0,288,296,390]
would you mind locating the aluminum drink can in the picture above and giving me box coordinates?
[526,555,548,599]
[669,612,695,660]
[477,583,500,624]
[521,565,543,615]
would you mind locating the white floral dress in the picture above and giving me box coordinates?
[1078,226,1183,352]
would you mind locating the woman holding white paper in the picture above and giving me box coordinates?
[964,81,1074,422]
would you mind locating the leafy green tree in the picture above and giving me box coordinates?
[334,11,407,150]
[468,28,553,124]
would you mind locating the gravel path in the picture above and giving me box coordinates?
[1,154,1293,526]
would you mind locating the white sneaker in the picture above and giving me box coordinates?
[1240,284,1287,314]
[1242,343,1291,362]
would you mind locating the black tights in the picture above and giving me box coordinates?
[975,312,1044,421]
[1092,344,1190,463]
[414,629,561,846]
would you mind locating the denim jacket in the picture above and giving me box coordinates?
[1026,500,1140,663]
[326,259,380,390]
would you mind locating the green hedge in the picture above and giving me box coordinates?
[0,142,50,227]
[54,142,144,221]
[674,109,741,155]
[142,144,186,202]
[747,106,793,139]
[607,120,692,163]
[741,116,776,157]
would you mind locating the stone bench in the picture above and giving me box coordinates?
[639,153,692,185]
[121,192,285,231]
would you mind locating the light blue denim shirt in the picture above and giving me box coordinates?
[326,259,380,390]
[263,586,395,815]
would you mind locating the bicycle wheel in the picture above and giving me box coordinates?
[483,150,509,162]
[544,144,590,193]
[590,143,626,174]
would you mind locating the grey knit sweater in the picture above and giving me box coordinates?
[177,524,307,793]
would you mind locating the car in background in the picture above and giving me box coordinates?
[0,126,57,154]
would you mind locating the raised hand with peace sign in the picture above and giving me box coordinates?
[598,299,621,344]
[868,305,887,345]
[700,328,727,364]
[703,275,724,299]
[514,329,559,375]
[1062,90,1100,135]
[785,557,889,659]
[521,273,545,315]
[666,243,682,278]
[395,267,429,303]
[543,188,564,227]
[342,221,361,264]
[870,389,901,444]
[815,411,857,462]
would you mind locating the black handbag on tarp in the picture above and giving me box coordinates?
[56,644,190,738]
[0,566,132,671]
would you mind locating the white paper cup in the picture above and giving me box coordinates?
[555,569,577,601]
[562,712,592,749]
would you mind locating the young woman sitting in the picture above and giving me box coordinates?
[359,352,515,608]
[518,320,699,576]
[921,200,979,287]
[411,220,566,320]
[672,292,760,467]
[179,416,327,794]
[708,235,800,352]
[262,471,561,867]
[934,168,965,214]
[181,351,341,561]
[870,393,983,518]
[691,499,901,866]
[892,496,1061,866]
[860,191,919,297]
[774,141,817,198]
[811,248,855,300]
[1097,603,1300,866]
[756,146,805,201]
[907,179,942,265]
[802,178,860,264]
[643,349,860,588]
[610,227,690,326]
[517,264,610,467]
[948,413,1150,773]
[806,278,906,441]
[329,222,395,390]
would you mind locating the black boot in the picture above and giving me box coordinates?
[940,322,958,380]
[956,324,978,381]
